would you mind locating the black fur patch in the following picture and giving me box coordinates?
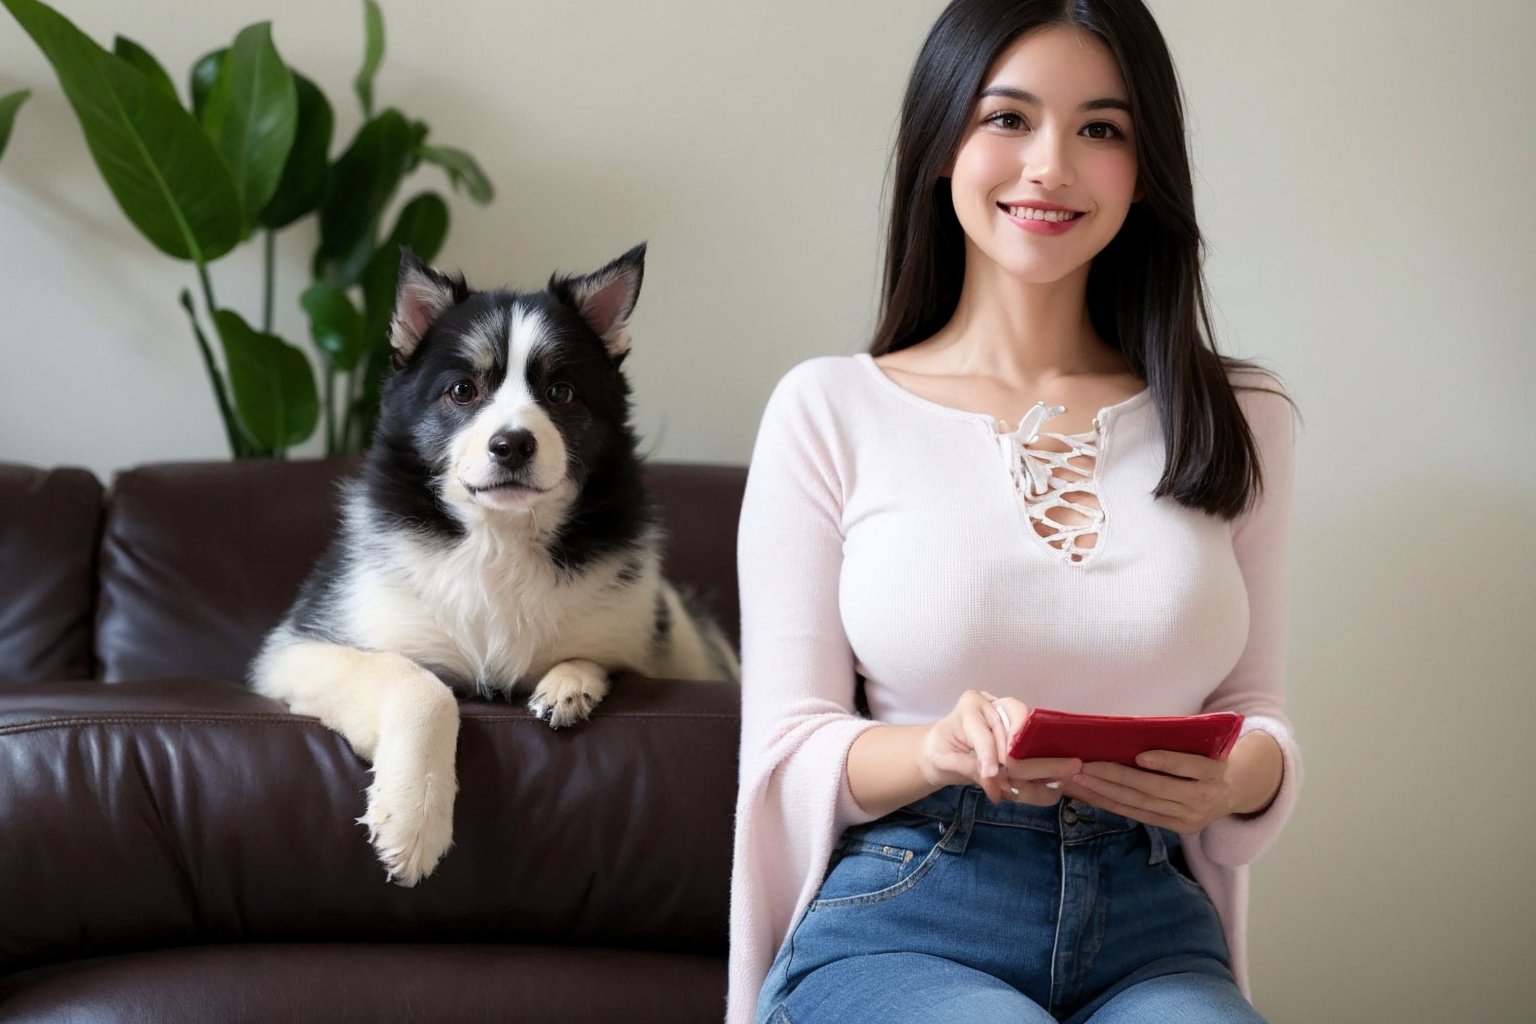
[653,588,673,652]
[613,555,644,586]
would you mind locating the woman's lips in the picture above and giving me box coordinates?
[999,202,1086,235]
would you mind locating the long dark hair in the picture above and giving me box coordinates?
[871,0,1287,519]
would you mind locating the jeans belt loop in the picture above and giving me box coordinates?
[938,787,980,855]
[1142,820,1170,867]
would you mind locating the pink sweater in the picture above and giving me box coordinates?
[727,354,1301,1022]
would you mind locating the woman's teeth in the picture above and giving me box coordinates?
[1005,205,1082,222]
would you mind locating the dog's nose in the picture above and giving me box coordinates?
[488,429,537,468]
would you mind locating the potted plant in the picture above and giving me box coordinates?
[2,0,494,457]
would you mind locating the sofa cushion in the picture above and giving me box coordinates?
[0,944,726,1024]
[96,458,353,683]
[0,464,103,684]
[0,676,738,974]
[95,460,744,683]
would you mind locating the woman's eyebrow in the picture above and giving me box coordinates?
[979,85,1131,114]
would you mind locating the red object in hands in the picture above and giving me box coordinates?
[1007,708,1244,767]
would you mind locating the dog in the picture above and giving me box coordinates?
[251,244,739,886]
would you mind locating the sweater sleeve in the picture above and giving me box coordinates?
[727,362,883,1024]
[1198,373,1303,867]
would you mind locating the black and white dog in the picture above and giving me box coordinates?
[251,244,738,886]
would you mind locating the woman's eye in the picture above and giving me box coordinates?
[546,382,575,405]
[987,111,1026,131]
[448,380,478,405]
[1083,121,1125,140]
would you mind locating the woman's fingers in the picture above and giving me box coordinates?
[982,701,1011,765]
[1006,781,1065,806]
[995,755,1081,804]
[1010,756,1084,782]
[994,697,1029,749]
[952,691,1015,801]
[961,707,1001,788]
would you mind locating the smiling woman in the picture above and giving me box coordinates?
[729,2,1300,1022]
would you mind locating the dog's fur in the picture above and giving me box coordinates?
[251,245,738,885]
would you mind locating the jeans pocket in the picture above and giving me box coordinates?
[808,813,952,910]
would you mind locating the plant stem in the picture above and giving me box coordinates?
[263,229,276,334]
[340,368,355,453]
[348,361,368,452]
[179,285,246,458]
[325,366,337,455]
[197,259,218,314]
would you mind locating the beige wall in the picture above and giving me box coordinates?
[3,1,1533,1019]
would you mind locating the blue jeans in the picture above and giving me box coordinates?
[756,786,1266,1023]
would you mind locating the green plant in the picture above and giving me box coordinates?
[0,88,28,161]
[2,0,493,456]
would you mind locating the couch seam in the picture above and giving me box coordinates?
[0,711,739,735]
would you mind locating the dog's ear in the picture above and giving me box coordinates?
[390,247,469,367]
[549,243,646,362]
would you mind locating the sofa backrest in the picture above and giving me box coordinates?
[96,458,350,683]
[1,459,745,684]
[0,465,103,682]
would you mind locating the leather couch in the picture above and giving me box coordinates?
[0,458,746,1023]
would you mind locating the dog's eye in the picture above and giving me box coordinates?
[448,380,478,405]
[546,382,575,405]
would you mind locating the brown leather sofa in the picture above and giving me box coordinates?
[0,458,746,1023]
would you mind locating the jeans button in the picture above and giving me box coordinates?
[1062,807,1079,826]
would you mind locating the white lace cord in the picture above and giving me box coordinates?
[1007,402,1104,562]
[1008,402,1064,495]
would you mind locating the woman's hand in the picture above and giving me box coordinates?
[1056,731,1283,833]
[918,690,1081,805]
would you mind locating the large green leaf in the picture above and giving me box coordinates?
[354,0,384,118]
[387,191,450,263]
[2,0,242,262]
[213,308,319,451]
[259,71,332,230]
[189,48,224,121]
[359,255,399,366]
[111,36,176,102]
[0,90,29,162]
[301,281,365,371]
[318,107,415,286]
[417,144,493,203]
[202,22,297,235]
[359,191,451,355]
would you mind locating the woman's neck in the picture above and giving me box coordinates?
[923,257,1124,386]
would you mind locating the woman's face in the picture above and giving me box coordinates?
[946,26,1140,287]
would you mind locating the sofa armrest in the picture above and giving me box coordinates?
[0,677,738,973]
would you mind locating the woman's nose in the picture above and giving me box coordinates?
[1022,128,1074,190]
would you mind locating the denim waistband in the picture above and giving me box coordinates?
[897,784,1167,846]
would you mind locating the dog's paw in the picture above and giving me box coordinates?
[527,659,610,729]
[360,768,456,887]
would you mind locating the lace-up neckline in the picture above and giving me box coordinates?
[1002,402,1104,564]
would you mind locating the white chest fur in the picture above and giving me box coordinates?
[340,500,650,693]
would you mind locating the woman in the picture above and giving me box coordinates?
[729,1,1300,1022]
